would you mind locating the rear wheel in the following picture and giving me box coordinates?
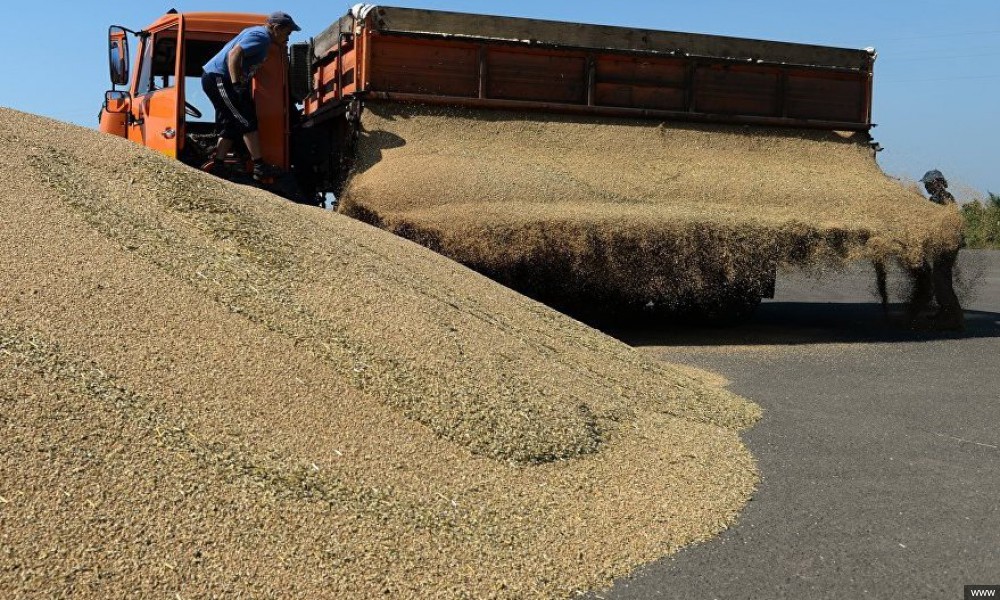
[289,42,313,104]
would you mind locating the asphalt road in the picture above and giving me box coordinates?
[593,250,1000,600]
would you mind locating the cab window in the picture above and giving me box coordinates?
[136,27,179,95]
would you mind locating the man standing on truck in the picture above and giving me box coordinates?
[200,11,301,182]
[906,170,963,330]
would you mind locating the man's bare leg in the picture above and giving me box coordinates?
[214,138,235,160]
[243,131,262,161]
[207,132,275,179]
[242,130,282,180]
[202,138,235,173]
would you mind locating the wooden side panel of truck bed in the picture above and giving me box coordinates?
[306,7,874,131]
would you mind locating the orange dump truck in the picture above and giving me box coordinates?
[100,5,876,203]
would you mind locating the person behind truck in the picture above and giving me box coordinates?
[921,169,957,206]
[200,11,300,181]
[905,170,963,330]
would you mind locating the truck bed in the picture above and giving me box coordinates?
[306,6,875,130]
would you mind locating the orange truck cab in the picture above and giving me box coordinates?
[100,11,291,182]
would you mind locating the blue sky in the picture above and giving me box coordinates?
[2,1,997,196]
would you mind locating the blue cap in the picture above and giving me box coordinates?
[920,170,946,185]
[267,11,301,32]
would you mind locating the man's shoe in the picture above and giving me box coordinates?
[202,158,238,179]
[253,162,283,182]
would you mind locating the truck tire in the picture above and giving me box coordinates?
[289,42,312,104]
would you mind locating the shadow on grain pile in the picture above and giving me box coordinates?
[0,108,758,598]
[340,103,964,323]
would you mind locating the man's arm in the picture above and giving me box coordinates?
[227,45,245,86]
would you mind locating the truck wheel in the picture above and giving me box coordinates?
[289,42,312,104]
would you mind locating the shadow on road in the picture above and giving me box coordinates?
[605,302,1000,348]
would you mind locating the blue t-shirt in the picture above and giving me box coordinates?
[203,26,272,82]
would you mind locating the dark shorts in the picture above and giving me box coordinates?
[201,72,258,139]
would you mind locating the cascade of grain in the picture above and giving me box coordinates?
[341,103,963,319]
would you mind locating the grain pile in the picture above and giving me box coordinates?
[0,108,759,598]
[341,103,964,318]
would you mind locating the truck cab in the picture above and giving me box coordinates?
[100,11,291,173]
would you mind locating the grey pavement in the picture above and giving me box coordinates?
[594,250,1000,600]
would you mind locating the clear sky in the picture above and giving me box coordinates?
[2,1,997,196]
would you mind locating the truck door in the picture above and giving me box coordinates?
[128,19,185,158]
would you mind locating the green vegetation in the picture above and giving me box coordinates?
[962,193,1000,249]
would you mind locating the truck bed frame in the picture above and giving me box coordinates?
[304,6,875,132]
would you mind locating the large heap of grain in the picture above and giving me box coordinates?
[0,109,759,598]
[341,103,964,317]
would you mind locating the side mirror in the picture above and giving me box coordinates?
[104,90,131,114]
[109,26,130,86]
